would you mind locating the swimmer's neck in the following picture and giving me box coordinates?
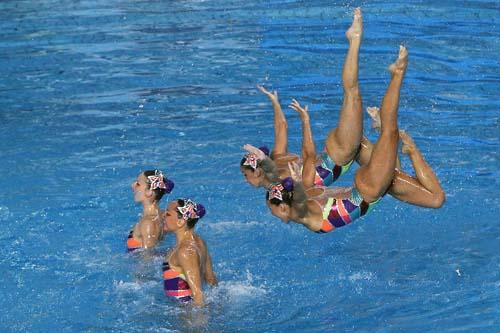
[142,201,161,218]
[289,208,307,225]
[174,228,196,245]
[260,178,272,188]
[288,204,317,230]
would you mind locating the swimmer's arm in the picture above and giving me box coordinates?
[138,220,158,249]
[257,85,288,158]
[290,99,316,189]
[204,251,218,286]
[178,248,204,306]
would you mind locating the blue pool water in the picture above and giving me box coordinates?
[1,0,499,332]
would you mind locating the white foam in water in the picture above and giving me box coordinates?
[204,220,262,233]
[0,206,11,221]
[206,270,267,304]
[145,328,176,333]
[339,271,376,294]
[208,281,267,303]
[114,279,158,292]
[348,271,374,282]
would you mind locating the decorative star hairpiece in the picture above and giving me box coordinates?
[268,183,284,202]
[148,170,167,191]
[243,153,259,170]
[177,199,199,220]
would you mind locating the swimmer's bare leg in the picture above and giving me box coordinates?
[325,7,363,166]
[356,116,445,206]
[356,131,445,207]
[388,130,445,207]
[257,85,288,159]
[365,106,402,169]
[355,46,408,202]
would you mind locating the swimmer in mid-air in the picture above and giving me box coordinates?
[162,198,217,306]
[241,7,365,189]
[127,170,174,251]
[266,46,409,232]
[241,7,444,209]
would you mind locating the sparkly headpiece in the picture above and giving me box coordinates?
[268,183,284,202]
[177,199,199,220]
[243,153,259,170]
[147,170,167,191]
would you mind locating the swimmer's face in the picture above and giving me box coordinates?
[131,173,150,203]
[267,201,290,223]
[163,201,183,231]
[240,166,263,187]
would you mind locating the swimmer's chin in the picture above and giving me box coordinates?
[132,190,144,203]
[244,179,260,188]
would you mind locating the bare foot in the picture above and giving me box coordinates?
[346,7,363,42]
[366,106,381,131]
[400,130,416,155]
[389,45,408,76]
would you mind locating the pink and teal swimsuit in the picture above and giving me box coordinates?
[317,188,380,233]
[314,151,353,187]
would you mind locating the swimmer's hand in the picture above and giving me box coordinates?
[206,275,218,286]
[288,161,302,182]
[243,144,267,161]
[289,99,309,121]
[257,85,279,103]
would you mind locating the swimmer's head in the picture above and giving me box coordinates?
[164,198,205,231]
[132,169,174,203]
[240,146,271,187]
[266,177,294,223]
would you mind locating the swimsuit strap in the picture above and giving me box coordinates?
[322,197,335,220]
[313,197,336,233]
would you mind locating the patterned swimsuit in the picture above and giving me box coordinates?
[317,188,380,233]
[162,261,193,302]
[313,150,353,187]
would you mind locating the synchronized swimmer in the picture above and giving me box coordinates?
[264,37,409,232]
[128,170,174,251]
[241,8,444,210]
[125,7,445,306]
[162,199,217,306]
[128,171,217,306]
